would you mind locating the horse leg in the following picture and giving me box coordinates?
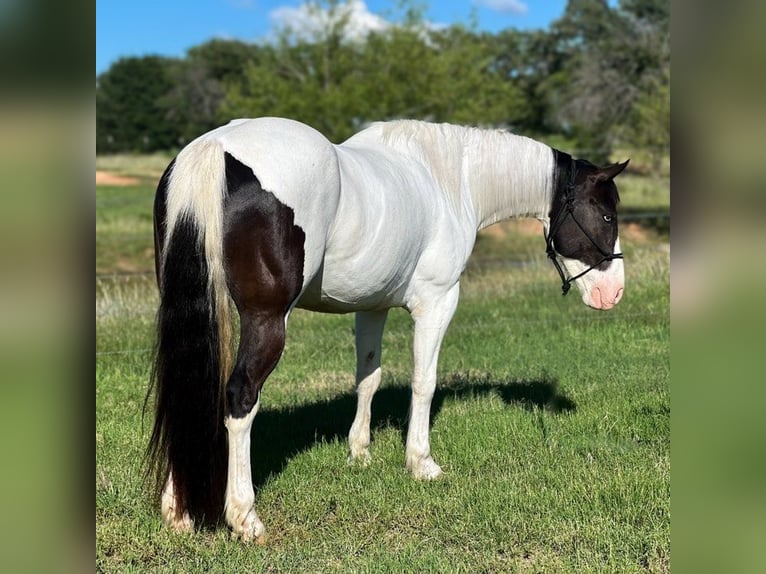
[348,309,389,464]
[224,312,287,541]
[220,152,306,540]
[405,284,460,480]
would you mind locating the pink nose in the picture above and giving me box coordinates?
[590,285,624,309]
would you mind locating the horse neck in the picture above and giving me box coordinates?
[462,130,555,231]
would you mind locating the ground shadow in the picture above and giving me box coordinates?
[249,373,575,488]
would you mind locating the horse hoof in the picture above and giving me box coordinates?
[161,475,194,533]
[347,448,372,467]
[408,456,444,480]
[228,507,265,542]
[161,495,194,533]
[164,511,194,533]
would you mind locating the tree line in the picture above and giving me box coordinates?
[96,0,669,167]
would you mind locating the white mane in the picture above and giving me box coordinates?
[377,120,554,228]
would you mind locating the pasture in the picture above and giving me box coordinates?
[96,157,669,573]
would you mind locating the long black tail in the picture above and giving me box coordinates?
[146,139,233,526]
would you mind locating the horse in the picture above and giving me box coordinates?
[147,117,627,540]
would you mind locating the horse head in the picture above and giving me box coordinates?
[546,158,629,310]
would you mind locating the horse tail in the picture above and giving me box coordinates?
[147,137,233,526]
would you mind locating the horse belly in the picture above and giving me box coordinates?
[296,240,418,312]
[292,146,431,312]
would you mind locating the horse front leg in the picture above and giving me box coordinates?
[405,284,460,480]
[348,309,389,465]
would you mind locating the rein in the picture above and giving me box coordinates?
[544,158,623,295]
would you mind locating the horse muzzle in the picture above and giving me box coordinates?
[586,281,624,310]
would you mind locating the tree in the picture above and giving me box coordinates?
[96,56,178,153]
[549,0,670,161]
[422,28,528,128]
[220,5,528,142]
[94,0,669,157]
[186,39,264,85]
[158,40,270,146]
[623,66,669,174]
[491,29,571,135]
[159,60,225,147]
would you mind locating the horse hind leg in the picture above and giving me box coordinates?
[221,152,306,541]
[160,471,193,532]
[224,313,286,541]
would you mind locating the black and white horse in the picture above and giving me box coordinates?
[148,117,627,540]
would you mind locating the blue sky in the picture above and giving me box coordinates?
[97,0,571,76]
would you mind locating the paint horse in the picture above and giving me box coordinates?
[148,118,627,540]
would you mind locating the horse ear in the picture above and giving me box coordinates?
[594,159,630,182]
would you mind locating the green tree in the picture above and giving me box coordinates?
[95,0,669,158]
[549,0,670,161]
[220,0,369,142]
[491,29,571,135]
[221,3,528,142]
[624,67,670,174]
[423,28,528,127]
[158,61,224,147]
[187,39,264,85]
[158,40,269,145]
[96,56,177,153]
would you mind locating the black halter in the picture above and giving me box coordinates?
[544,157,623,295]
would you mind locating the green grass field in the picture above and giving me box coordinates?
[96,157,669,573]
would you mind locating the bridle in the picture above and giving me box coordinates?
[544,158,623,295]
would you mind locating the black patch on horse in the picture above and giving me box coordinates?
[222,152,306,418]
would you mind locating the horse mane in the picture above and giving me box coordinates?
[377,120,553,223]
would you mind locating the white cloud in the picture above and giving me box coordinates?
[270,0,390,43]
[477,0,528,15]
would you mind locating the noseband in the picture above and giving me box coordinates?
[544,158,623,295]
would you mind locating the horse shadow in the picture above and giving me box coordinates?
[249,373,576,488]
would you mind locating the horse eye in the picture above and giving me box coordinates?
[602,215,613,223]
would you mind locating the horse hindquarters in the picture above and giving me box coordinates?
[148,139,309,537]
[221,153,306,540]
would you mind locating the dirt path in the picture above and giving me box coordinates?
[96,171,141,186]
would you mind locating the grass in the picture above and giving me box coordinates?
[96,153,175,181]
[96,184,157,274]
[96,156,669,573]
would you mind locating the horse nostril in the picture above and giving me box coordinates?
[614,287,624,304]
[590,287,603,309]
